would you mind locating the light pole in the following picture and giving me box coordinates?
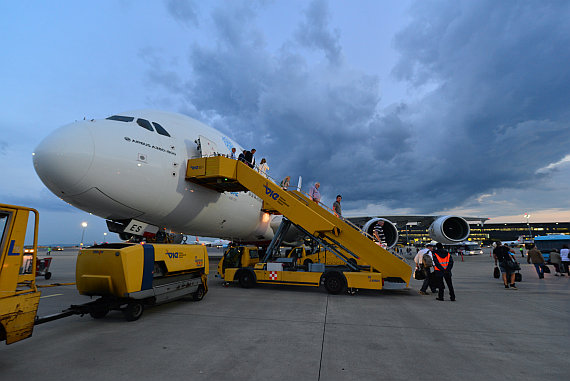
[80,222,88,246]
[103,232,107,244]
[523,213,532,239]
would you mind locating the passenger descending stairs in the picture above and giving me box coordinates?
[185,156,412,285]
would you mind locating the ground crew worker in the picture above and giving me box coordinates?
[433,242,455,301]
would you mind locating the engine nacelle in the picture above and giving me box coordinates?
[362,218,399,248]
[428,216,470,244]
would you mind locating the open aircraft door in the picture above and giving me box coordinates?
[197,135,218,157]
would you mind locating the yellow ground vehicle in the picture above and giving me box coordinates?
[0,204,41,344]
[216,244,382,293]
[189,156,412,294]
[75,243,208,321]
[217,245,359,279]
[1,203,210,345]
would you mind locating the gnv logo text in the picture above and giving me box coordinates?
[166,252,179,259]
[191,166,201,170]
[263,184,280,201]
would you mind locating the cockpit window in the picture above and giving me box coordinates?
[106,115,134,122]
[137,118,154,132]
[152,122,171,137]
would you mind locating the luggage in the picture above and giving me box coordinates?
[493,266,500,279]
[414,268,425,280]
[506,258,521,271]
[515,272,522,282]
[422,254,433,268]
[542,264,551,273]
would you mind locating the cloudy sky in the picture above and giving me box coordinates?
[1,0,569,244]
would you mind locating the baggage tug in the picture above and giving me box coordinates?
[75,243,208,321]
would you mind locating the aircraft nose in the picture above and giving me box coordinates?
[33,122,95,196]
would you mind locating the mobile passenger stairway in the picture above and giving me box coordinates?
[185,156,412,289]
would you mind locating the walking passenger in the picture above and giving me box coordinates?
[280,176,290,190]
[433,242,455,301]
[550,249,563,276]
[372,221,387,247]
[309,182,321,203]
[493,241,517,289]
[415,242,435,295]
[258,158,269,177]
[238,150,247,163]
[527,244,545,279]
[333,195,342,218]
[244,148,256,168]
[560,245,570,276]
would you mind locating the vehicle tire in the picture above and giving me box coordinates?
[324,273,345,295]
[123,302,144,321]
[303,259,313,266]
[44,272,52,280]
[89,305,110,319]
[238,270,255,288]
[191,285,205,301]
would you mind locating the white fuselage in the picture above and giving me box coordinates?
[33,110,276,241]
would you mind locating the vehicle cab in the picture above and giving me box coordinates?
[217,246,261,278]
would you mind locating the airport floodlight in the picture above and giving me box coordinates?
[523,213,533,238]
[80,222,88,246]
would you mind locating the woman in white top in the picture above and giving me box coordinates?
[258,158,269,178]
[560,244,570,275]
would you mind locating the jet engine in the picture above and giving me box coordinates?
[361,218,399,248]
[428,216,470,244]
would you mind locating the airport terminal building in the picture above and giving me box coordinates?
[401,221,570,245]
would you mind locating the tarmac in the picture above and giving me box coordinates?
[1,247,568,380]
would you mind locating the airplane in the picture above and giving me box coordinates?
[33,110,482,247]
[206,239,230,248]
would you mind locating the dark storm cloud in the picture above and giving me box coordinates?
[390,0,570,211]
[294,0,342,65]
[152,0,570,213]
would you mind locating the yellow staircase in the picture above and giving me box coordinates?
[186,156,412,285]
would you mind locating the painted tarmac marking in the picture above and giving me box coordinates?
[40,293,63,299]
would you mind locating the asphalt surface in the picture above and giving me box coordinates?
[1,247,568,380]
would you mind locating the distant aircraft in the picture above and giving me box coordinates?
[207,239,230,248]
[33,110,483,246]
